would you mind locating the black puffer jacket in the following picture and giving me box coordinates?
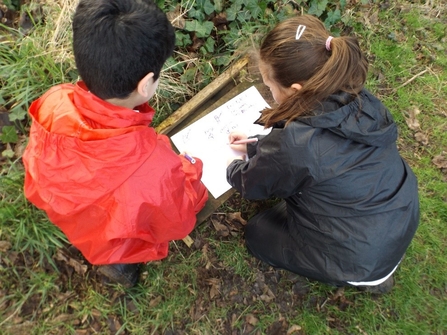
[227,89,419,284]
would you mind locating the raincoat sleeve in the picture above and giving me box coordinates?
[158,133,208,214]
[226,127,316,200]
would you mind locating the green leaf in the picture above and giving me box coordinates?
[154,0,164,7]
[0,126,18,144]
[325,9,341,27]
[203,37,215,53]
[175,31,192,47]
[203,0,215,15]
[188,8,206,21]
[3,0,20,10]
[214,0,223,13]
[245,0,262,19]
[9,106,27,122]
[308,0,329,18]
[180,67,197,84]
[184,20,214,38]
[226,3,241,21]
[212,54,231,67]
[1,148,15,158]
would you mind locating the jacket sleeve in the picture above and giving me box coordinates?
[226,127,316,200]
[178,154,208,213]
[132,134,208,242]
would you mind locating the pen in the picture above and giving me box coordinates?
[230,138,259,145]
[184,154,196,164]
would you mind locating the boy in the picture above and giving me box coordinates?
[22,0,208,287]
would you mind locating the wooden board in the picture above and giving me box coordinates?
[156,56,272,227]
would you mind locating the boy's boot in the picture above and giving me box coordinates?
[98,263,141,288]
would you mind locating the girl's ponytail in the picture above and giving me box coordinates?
[258,15,368,128]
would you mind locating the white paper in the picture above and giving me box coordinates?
[170,86,271,198]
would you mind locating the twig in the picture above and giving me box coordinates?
[395,68,429,90]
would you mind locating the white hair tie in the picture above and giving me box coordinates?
[295,25,306,40]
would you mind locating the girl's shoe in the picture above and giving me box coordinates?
[359,275,394,295]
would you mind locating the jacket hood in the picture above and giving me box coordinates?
[298,89,398,147]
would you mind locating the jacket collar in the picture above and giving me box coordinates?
[73,81,155,128]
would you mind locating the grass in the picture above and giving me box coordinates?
[1,0,447,334]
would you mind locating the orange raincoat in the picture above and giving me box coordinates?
[22,82,208,265]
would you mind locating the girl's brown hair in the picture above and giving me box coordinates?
[258,15,368,127]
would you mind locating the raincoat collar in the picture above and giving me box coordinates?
[297,89,398,147]
[73,81,156,128]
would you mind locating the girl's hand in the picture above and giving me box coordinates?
[228,131,248,154]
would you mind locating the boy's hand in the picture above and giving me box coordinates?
[180,151,196,164]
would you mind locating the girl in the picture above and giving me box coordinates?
[226,15,419,293]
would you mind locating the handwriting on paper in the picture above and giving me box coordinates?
[170,86,271,198]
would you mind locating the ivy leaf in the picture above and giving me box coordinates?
[245,0,262,19]
[308,0,329,18]
[226,3,241,21]
[1,148,15,158]
[185,20,214,38]
[202,0,215,15]
[188,8,206,21]
[9,106,27,122]
[212,54,231,67]
[203,36,215,53]
[180,67,197,84]
[0,125,18,144]
[175,31,192,47]
[214,0,223,13]
[325,9,341,27]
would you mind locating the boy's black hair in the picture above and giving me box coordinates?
[72,0,175,100]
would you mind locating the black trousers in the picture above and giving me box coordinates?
[244,200,344,286]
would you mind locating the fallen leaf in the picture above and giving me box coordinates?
[212,12,228,28]
[332,287,345,300]
[369,11,379,25]
[287,325,302,334]
[414,132,429,145]
[210,216,230,237]
[14,135,27,158]
[0,240,12,252]
[149,296,162,307]
[245,313,259,326]
[405,107,421,130]
[432,153,447,169]
[259,294,274,302]
[55,250,88,275]
[107,315,121,333]
[91,309,101,317]
[226,212,247,226]
[206,278,221,299]
[166,5,185,29]
[53,314,75,323]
